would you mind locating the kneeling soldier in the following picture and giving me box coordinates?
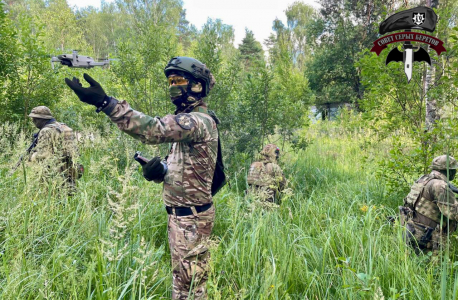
[400,155,458,254]
[247,144,286,204]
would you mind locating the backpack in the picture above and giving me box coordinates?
[212,133,226,196]
[208,110,226,196]
[57,123,84,180]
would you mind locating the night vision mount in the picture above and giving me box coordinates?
[51,50,110,69]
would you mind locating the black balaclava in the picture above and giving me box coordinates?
[439,169,457,181]
[32,118,55,130]
[168,72,204,114]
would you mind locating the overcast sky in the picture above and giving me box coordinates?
[67,0,320,48]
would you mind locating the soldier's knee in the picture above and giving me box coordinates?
[180,251,210,284]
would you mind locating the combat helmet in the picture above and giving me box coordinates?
[261,144,280,161]
[430,155,458,170]
[28,106,54,119]
[164,57,215,97]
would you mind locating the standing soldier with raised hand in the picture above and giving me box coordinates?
[65,56,224,300]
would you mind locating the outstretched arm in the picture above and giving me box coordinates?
[65,73,200,144]
[105,99,199,144]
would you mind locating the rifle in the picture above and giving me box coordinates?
[449,183,458,194]
[12,133,39,171]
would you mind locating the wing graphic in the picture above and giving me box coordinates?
[386,47,404,66]
[413,47,431,65]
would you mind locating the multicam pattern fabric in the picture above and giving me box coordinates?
[30,121,78,186]
[31,122,76,160]
[403,170,458,252]
[107,99,218,208]
[28,106,54,119]
[430,155,458,170]
[106,98,218,299]
[168,206,215,300]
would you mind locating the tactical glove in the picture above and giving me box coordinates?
[142,156,167,182]
[65,73,110,112]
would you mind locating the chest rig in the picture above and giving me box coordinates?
[403,174,443,226]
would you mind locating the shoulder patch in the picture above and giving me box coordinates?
[175,113,195,130]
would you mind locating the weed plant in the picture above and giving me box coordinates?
[1,121,458,299]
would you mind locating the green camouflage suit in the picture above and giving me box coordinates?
[28,106,78,189]
[402,157,458,253]
[247,144,286,203]
[105,99,218,299]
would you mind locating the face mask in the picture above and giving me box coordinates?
[169,84,186,99]
[32,118,49,129]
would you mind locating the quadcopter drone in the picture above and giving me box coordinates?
[51,50,110,69]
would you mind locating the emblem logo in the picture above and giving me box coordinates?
[412,12,425,26]
[370,6,446,83]
[175,114,195,130]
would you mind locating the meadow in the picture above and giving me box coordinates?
[1,121,458,300]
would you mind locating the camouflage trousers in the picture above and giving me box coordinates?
[405,220,448,254]
[168,205,215,300]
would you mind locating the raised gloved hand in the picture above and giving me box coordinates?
[142,156,167,182]
[65,73,110,111]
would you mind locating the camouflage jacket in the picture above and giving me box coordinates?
[106,99,218,207]
[31,121,76,163]
[247,157,285,191]
[405,170,458,226]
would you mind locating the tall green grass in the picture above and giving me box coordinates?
[1,121,458,299]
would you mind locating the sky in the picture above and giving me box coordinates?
[182,0,320,47]
[66,0,320,49]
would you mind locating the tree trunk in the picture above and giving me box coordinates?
[424,63,436,130]
[424,0,438,131]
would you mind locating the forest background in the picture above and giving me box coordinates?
[2,0,458,184]
[2,0,458,298]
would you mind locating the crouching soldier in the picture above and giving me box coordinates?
[247,144,286,204]
[27,106,80,192]
[400,155,458,254]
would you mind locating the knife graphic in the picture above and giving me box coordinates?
[386,39,431,83]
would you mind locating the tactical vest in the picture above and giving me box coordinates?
[57,123,76,158]
[247,161,266,186]
[167,106,226,196]
[45,122,82,179]
[404,174,443,225]
[45,122,76,157]
[247,161,279,188]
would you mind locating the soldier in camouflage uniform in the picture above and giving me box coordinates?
[65,57,219,300]
[28,106,79,191]
[247,144,286,203]
[400,155,458,254]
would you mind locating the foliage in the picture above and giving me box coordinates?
[1,0,313,167]
[3,123,458,299]
[356,2,458,192]
[239,29,264,68]
[0,14,63,127]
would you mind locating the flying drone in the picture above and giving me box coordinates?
[51,50,110,69]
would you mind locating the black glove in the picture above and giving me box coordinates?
[142,156,167,181]
[65,73,110,111]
